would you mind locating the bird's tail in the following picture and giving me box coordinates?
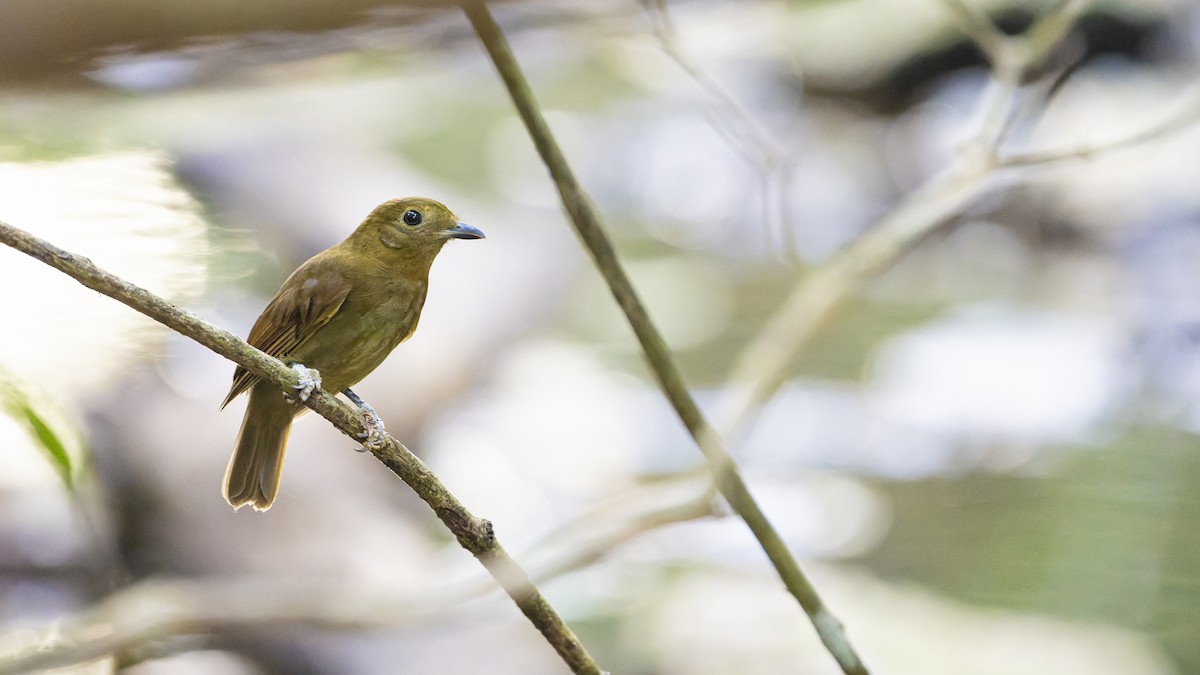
[224,382,295,511]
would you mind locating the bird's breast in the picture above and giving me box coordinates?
[291,279,427,393]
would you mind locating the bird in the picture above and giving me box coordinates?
[220,197,484,511]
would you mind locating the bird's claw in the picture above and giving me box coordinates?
[354,400,387,451]
[284,364,321,403]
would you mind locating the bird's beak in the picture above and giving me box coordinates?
[445,222,485,240]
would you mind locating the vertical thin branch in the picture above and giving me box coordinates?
[461,3,869,674]
[641,0,796,259]
[642,0,780,166]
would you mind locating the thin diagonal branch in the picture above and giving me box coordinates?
[716,161,992,444]
[0,578,454,675]
[942,0,1093,82]
[998,80,1200,167]
[520,472,719,577]
[716,0,1113,446]
[0,220,602,675]
[939,0,1012,68]
[1020,0,1091,74]
[461,3,868,674]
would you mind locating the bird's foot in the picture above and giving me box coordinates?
[284,363,321,403]
[357,407,388,451]
[345,388,387,451]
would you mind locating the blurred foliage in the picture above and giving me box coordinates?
[0,372,86,490]
[874,426,1200,672]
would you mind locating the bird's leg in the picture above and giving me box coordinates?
[344,388,387,451]
[284,363,321,403]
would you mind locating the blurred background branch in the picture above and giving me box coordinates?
[943,0,1092,81]
[716,160,990,444]
[714,0,1199,446]
[640,0,797,260]
[0,482,715,675]
[940,0,1014,68]
[997,80,1200,166]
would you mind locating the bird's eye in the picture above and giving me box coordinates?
[403,210,423,226]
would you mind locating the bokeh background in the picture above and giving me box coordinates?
[2,0,1200,673]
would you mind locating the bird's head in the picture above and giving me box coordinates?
[355,197,485,256]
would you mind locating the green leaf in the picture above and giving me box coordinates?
[0,374,83,490]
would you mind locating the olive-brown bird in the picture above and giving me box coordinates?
[220,197,484,511]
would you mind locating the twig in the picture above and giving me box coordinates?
[716,161,992,443]
[461,3,869,674]
[0,579,455,675]
[716,0,1114,445]
[0,221,602,675]
[998,81,1200,167]
[939,0,1012,69]
[641,0,779,168]
[941,0,1092,82]
[641,0,795,259]
[1019,0,1091,77]
[519,472,719,577]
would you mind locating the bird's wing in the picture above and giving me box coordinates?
[221,260,352,408]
